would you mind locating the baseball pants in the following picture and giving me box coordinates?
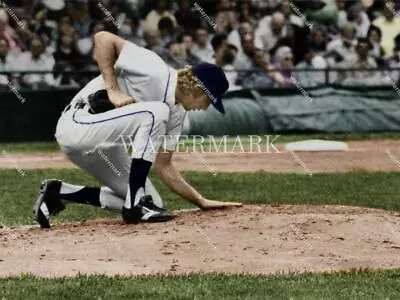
[54,101,170,210]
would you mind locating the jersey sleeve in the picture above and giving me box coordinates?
[114,41,165,76]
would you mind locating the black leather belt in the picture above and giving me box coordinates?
[63,101,86,114]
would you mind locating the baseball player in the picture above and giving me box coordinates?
[33,31,241,228]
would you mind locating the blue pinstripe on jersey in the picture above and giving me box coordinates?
[163,67,171,103]
[71,65,172,159]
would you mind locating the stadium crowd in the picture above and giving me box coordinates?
[1,0,400,90]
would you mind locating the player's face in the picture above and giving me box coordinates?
[181,89,210,111]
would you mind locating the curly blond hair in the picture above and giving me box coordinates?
[177,66,203,98]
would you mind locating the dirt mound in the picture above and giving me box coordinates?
[1,205,400,278]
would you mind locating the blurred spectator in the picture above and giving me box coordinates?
[20,37,56,88]
[211,33,228,58]
[211,33,239,90]
[158,16,177,48]
[233,32,256,70]
[191,28,214,63]
[9,0,39,21]
[227,21,263,54]
[124,0,144,13]
[349,3,371,38]
[228,44,239,57]
[336,0,349,30]
[14,20,35,53]
[163,40,190,69]
[54,30,83,70]
[174,0,202,32]
[118,14,145,47]
[0,9,20,56]
[240,49,289,88]
[255,12,289,52]
[178,32,194,53]
[215,47,239,91]
[40,0,66,18]
[306,0,337,25]
[278,0,292,19]
[337,2,370,38]
[326,25,357,64]
[238,0,257,25]
[30,8,55,49]
[144,31,164,56]
[273,46,296,87]
[214,0,239,34]
[295,46,327,87]
[388,44,400,83]
[53,60,79,88]
[240,50,274,88]
[276,0,302,35]
[309,27,328,56]
[143,0,176,35]
[0,37,18,87]
[4,0,400,90]
[341,38,380,84]
[367,24,385,64]
[105,0,126,27]
[58,15,76,39]
[249,0,281,18]
[372,1,400,58]
[71,2,92,38]
[177,32,200,65]
[77,22,105,59]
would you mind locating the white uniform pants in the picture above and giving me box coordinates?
[54,101,170,208]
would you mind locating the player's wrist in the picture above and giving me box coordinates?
[106,85,120,93]
[196,197,208,209]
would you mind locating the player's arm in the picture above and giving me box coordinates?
[94,31,134,107]
[154,150,242,209]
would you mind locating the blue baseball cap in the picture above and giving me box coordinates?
[192,63,229,114]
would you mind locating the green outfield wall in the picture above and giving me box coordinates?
[184,86,400,135]
[1,86,400,142]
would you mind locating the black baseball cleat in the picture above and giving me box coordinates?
[122,195,175,224]
[122,205,142,224]
[33,179,65,228]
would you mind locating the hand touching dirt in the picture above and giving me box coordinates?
[199,199,242,210]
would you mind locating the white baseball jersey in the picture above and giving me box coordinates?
[70,40,186,151]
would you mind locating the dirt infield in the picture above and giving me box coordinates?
[1,140,400,277]
[1,205,400,277]
[1,140,400,173]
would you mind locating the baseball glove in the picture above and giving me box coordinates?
[87,89,115,114]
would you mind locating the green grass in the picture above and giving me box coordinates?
[1,270,400,299]
[1,169,400,299]
[0,142,60,152]
[2,132,400,152]
[0,169,399,226]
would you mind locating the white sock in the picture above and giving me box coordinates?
[145,178,163,208]
[60,182,85,194]
[124,186,145,209]
[99,187,124,213]
[60,183,124,213]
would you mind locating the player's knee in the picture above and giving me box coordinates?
[153,103,170,123]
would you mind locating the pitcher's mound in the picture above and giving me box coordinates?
[1,205,400,277]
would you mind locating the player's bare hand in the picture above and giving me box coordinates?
[199,199,242,210]
[108,90,134,107]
